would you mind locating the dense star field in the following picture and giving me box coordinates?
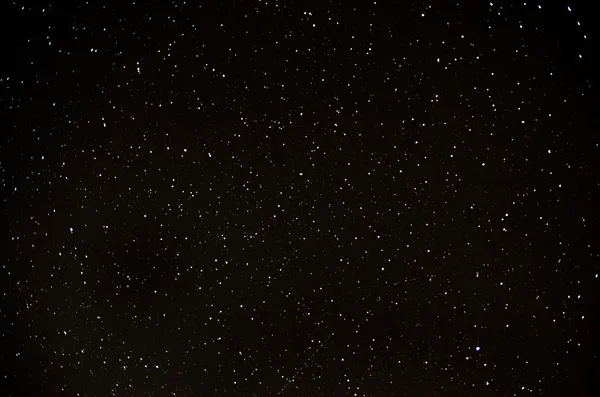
[1,1,599,396]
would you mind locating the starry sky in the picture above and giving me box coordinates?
[1,1,599,396]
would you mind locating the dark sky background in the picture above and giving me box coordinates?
[1,0,599,396]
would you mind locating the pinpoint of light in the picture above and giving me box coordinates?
[476,346,481,352]
[69,227,73,233]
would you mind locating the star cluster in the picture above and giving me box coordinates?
[1,1,599,396]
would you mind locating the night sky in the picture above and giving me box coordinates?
[1,1,599,396]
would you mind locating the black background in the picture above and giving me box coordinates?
[1,0,599,396]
